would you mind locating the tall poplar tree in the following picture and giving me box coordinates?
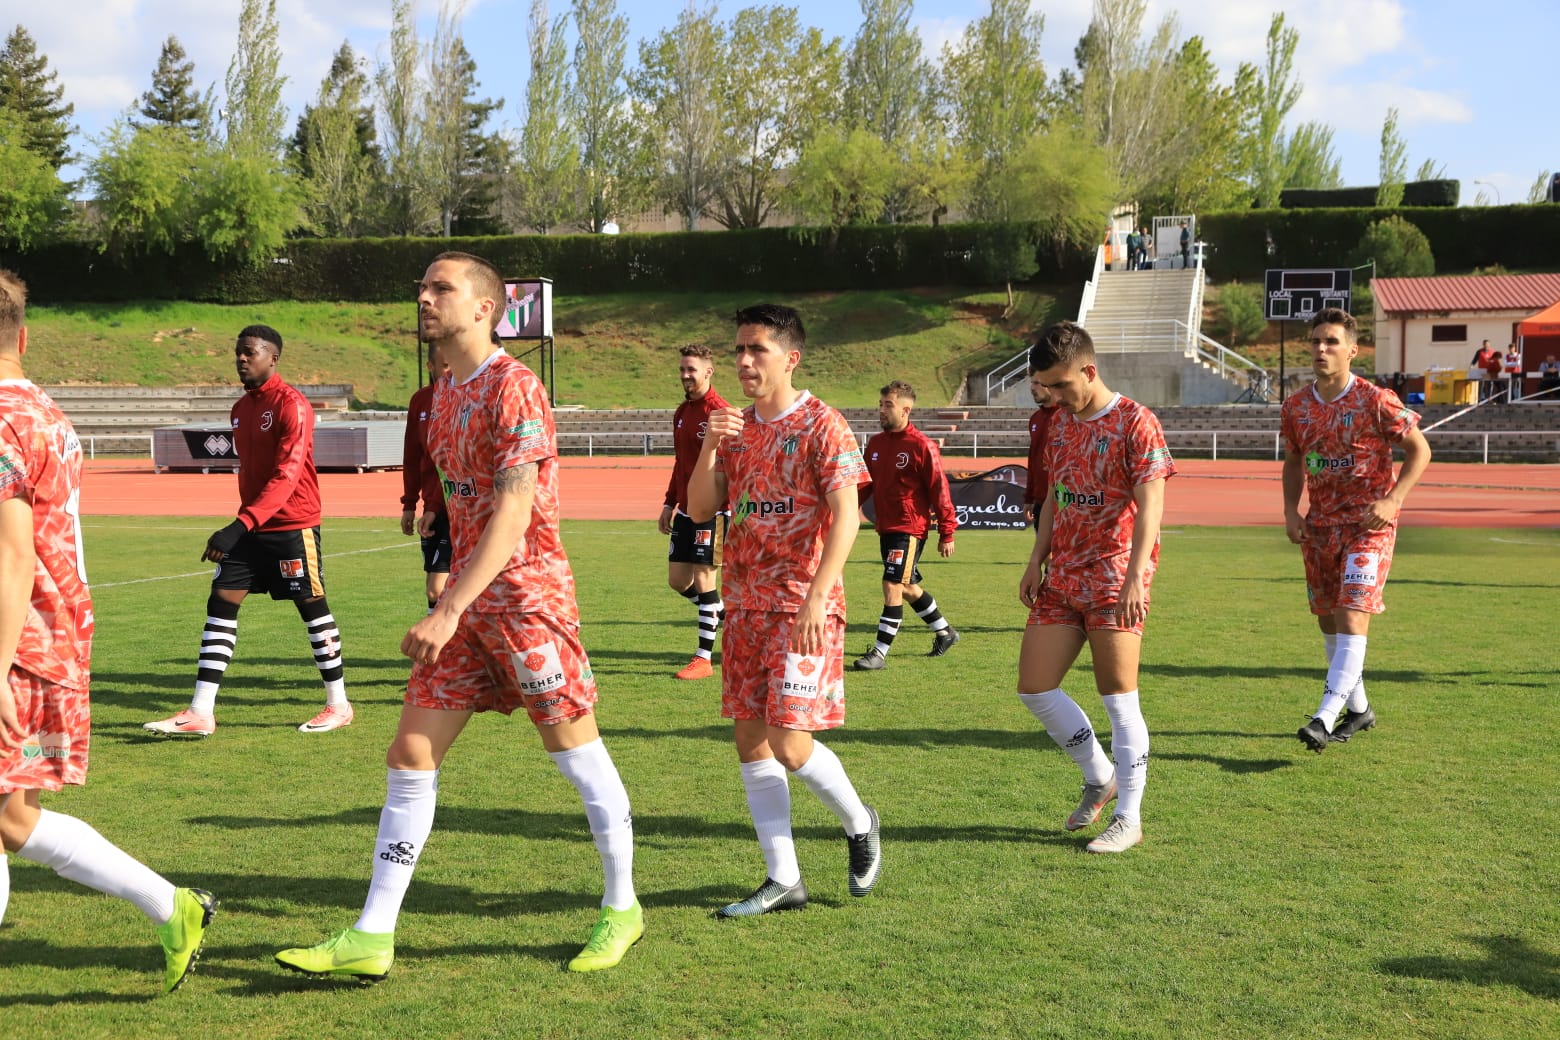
[506,0,577,234]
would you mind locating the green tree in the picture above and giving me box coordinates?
[425,1,503,236]
[224,0,288,159]
[1240,13,1300,208]
[1139,35,1250,214]
[845,0,925,147]
[1211,283,1266,348]
[1072,0,1181,203]
[844,0,937,224]
[0,106,68,248]
[1352,215,1434,278]
[1280,120,1343,190]
[138,36,207,134]
[634,2,724,231]
[785,126,896,230]
[1526,170,1554,204]
[710,6,844,229]
[983,125,1114,308]
[88,121,202,257]
[1414,158,1445,181]
[0,25,75,168]
[572,0,649,232]
[376,0,434,234]
[1376,107,1407,208]
[292,42,379,237]
[191,146,301,265]
[939,0,1048,219]
[504,0,577,234]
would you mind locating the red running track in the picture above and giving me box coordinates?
[81,457,1558,528]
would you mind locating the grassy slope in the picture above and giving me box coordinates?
[21,288,1076,411]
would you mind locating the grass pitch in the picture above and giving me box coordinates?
[3,518,1557,1039]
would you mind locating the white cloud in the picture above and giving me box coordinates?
[1297,79,1473,133]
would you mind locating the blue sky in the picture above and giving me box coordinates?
[13,0,1558,206]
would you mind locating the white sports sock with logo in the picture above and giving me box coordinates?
[1316,635,1367,730]
[790,741,872,836]
[1019,688,1114,786]
[1324,632,1370,712]
[1102,692,1149,824]
[15,809,176,924]
[356,768,437,934]
[550,740,636,911]
[741,759,799,886]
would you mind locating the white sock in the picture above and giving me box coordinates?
[790,741,871,836]
[324,679,348,708]
[1018,688,1114,786]
[15,809,176,924]
[0,852,9,926]
[1325,632,1369,712]
[1317,634,1367,729]
[356,768,438,934]
[190,681,219,717]
[1102,691,1149,825]
[549,739,636,911]
[740,758,799,886]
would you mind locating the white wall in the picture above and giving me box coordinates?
[1370,308,1529,374]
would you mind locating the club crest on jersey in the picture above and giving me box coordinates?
[459,402,475,429]
[781,434,800,456]
[261,410,275,431]
[896,452,910,469]
[1095,437,1109,455]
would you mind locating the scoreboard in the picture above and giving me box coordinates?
[1264,268,1352,321]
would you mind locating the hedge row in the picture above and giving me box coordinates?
[0,223,1093,305]
[1277,179,1460,209]
[1199,204,1560,282]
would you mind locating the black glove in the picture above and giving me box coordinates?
[205,519,249,559]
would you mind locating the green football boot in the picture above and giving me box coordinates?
[157,887,218,993]
[567,902,644,972]
[275,928,395,983]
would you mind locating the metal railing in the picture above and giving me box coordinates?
[82,435,154,458]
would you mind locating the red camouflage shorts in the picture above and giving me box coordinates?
[406,611,598,724]
[1,669,90,793]
[721,608,846,731]
[1302,522,1396,615]
[1027,562,1154,636]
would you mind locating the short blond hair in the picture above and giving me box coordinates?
[0,269,26,354]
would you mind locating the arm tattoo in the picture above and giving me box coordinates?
[493,462,538,495]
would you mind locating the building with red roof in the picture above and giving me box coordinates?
[1373,273,1560,377]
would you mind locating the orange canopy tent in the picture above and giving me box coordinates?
[1517,300,1560,337]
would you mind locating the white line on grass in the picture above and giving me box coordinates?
[1488,536,1559,547]
[93,542,411,589]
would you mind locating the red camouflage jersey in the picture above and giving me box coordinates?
[715,392,868,616]
[1044,394,1176,579]
[859,423,956,540]
[1281,375,1419,527]
[664,387,731,511]
[1025,405,1057,507]
[400,382,445,514]
[0,380,93,689]
[232,373,321,531]
[430,350,578,621]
